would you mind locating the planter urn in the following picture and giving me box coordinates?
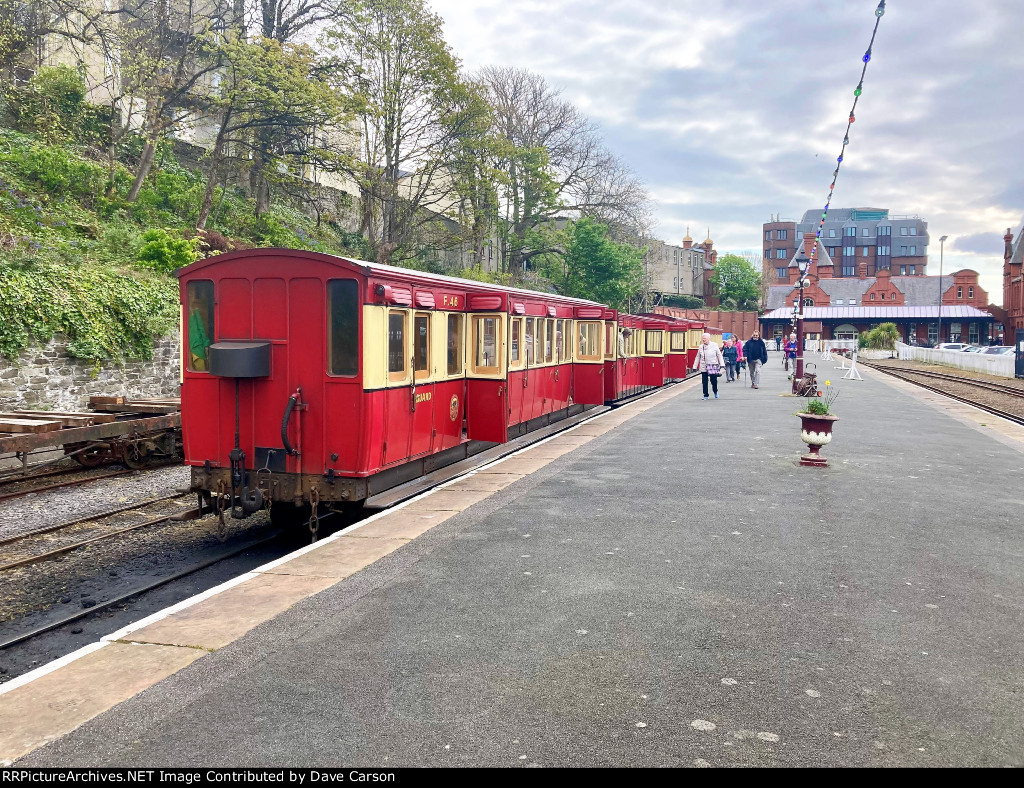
[796,412,839,467]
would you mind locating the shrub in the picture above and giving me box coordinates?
[10,66,88,143]
[0,262,178,361]
[137,228,200,273]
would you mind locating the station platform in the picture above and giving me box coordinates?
[3,356,1024,767]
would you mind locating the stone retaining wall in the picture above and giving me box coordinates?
[0,336,181,412]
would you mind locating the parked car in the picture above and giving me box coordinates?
[962,345,986,352]
[938,342,972,351]
[982,346,1015,356]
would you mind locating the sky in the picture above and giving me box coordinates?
[429,0,1024,303]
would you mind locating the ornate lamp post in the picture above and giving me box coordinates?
[792,251,810,393]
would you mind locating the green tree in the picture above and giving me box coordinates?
[538,217,643,309]
[195,36,346,229]
[710,254,761,310]
[480,66,648,276]
[864,322,900,352]
[325,0,491,265]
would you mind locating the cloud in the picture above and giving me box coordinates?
[953,232,1007,255]
[430,0,1024,302]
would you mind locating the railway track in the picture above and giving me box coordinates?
[862,361,1024,427]
[0,460,178,503]
[0,383,678,665]
[0,492,198,573]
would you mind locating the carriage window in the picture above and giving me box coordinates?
[525,318,535,365]
[555,320,565,362]
[577,321,601,360]
[510,318,522,367]
[605,323,614,359]
[328,279,359,376]
[447,314,463,375]
[414,313,430,380]
[670,331,686,351]
[544,320,554,363]
[646,331,663,354]
[473,315,501,373]
[388,311,406,378]
[186,280,214,372]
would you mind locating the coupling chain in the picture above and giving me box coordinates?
[308,487,320,542]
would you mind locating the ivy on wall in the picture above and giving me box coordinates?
[0,263,179,362]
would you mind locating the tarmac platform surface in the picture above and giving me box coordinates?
[6,353,1024,767]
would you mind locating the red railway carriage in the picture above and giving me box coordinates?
[640,313,691,381]
[178,249,613,520]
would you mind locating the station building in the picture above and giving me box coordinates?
[761,232,994,345]
[1002,222,1024,337]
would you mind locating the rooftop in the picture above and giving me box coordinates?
[761,305,993,321]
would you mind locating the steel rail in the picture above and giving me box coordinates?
[0,492,191,549]
[0,531,284,651]
[864,363,1024,427]
[0,498,200,573]
[862,362,1024,398]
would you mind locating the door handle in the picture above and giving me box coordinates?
[281,388,302,456]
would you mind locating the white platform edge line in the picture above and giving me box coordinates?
[0,642,108,697]
[101,571,261,642]
[1,382,690,694]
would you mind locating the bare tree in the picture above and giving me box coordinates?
[479,65,650,275]
[324,0,490,265]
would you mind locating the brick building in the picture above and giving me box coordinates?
[764,208,929,286]
[1002,222,1024,337]
[761,232,993,345]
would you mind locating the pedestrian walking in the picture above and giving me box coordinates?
[744,331,768,389]
[722,339,738,382]
[734,335,745,381]
[775,335,782,352]
[785,333,797,373]
[693,332,725,400]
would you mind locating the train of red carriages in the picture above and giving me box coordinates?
[179,249,722,524]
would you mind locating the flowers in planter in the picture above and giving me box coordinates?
[805,380,839,415]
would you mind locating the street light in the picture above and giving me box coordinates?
[792,251,810,392]
[937,235,948,345]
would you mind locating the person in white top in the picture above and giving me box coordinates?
[693,332,726,400]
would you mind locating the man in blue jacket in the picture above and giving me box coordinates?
[744,332,769,389]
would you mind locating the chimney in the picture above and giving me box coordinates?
[858,261,868,279]
[802,232,816,257]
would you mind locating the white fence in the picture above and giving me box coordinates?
[801,339,856,354]
[895,341,1014,378]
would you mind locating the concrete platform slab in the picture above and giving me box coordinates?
[262,536,410,580]
[399,487,496,512]
[124,573,336,651]
[14,362,1024,767]
[351,510,455,541]
[0,643,203,765]
[472,456,555,475]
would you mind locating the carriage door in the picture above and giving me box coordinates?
[284,279,326,475]
[466,313,508,443]
[573,318,605,405]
